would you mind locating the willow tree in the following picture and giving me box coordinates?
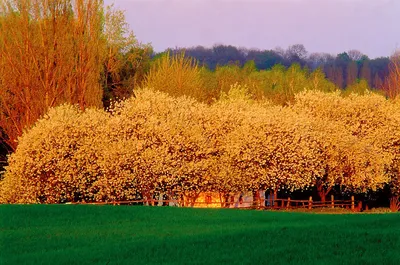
[0,0,107,150]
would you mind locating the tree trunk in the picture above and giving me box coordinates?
[230,195,235,207]
[142,189,152,206]
[224,193,230,208]
[318,190,326,203]
[187,191,200,207]
[219,192,224,208]
[316,183,331,203]
[252,190,260,208]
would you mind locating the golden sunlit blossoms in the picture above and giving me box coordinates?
[1,87,400,204]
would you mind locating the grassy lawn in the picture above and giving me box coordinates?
[1,205,400,265]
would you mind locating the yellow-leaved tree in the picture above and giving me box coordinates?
[375,99,400,211]
[0,105,109,203]
[292,90,391,201]
[144,52,208,102]
[217,84,323,204]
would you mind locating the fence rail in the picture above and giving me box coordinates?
[262,195,360,211]
[67,195,362,211]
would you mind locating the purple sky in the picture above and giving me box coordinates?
[104,0,400,58]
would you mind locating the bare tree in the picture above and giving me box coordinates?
[286,44,308,61]
[347,49,364,61]
[308,52,334,69]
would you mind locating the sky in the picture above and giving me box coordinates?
[104,0,400,58]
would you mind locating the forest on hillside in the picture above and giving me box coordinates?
[1,0,400,209]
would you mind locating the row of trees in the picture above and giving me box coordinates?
[170,44,391,89]
[1,87,400,209]
[1,0,399,159]
[145,52,389,105]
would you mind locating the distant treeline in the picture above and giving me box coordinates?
[161,44,390,89]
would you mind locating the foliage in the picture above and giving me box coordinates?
[0,105,109,203]
[3,88,400,204]
[144,52,206,102]
[0,0,148,151]
[342,79,372,96]
[175,62,340,105]
[171,45,390,90]
[102,4,152,107]
[0,0,106,150]
[221,101,323,192]
[292,91,392,200]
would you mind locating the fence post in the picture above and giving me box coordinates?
[308,196,313,210]
[331,195,334,209]
[351,196,355,210]
[287,197,291,209]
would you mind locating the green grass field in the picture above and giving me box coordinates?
[1,206,400,265]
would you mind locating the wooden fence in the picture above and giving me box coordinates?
[261,195,361,211]
[68,195,362,211]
